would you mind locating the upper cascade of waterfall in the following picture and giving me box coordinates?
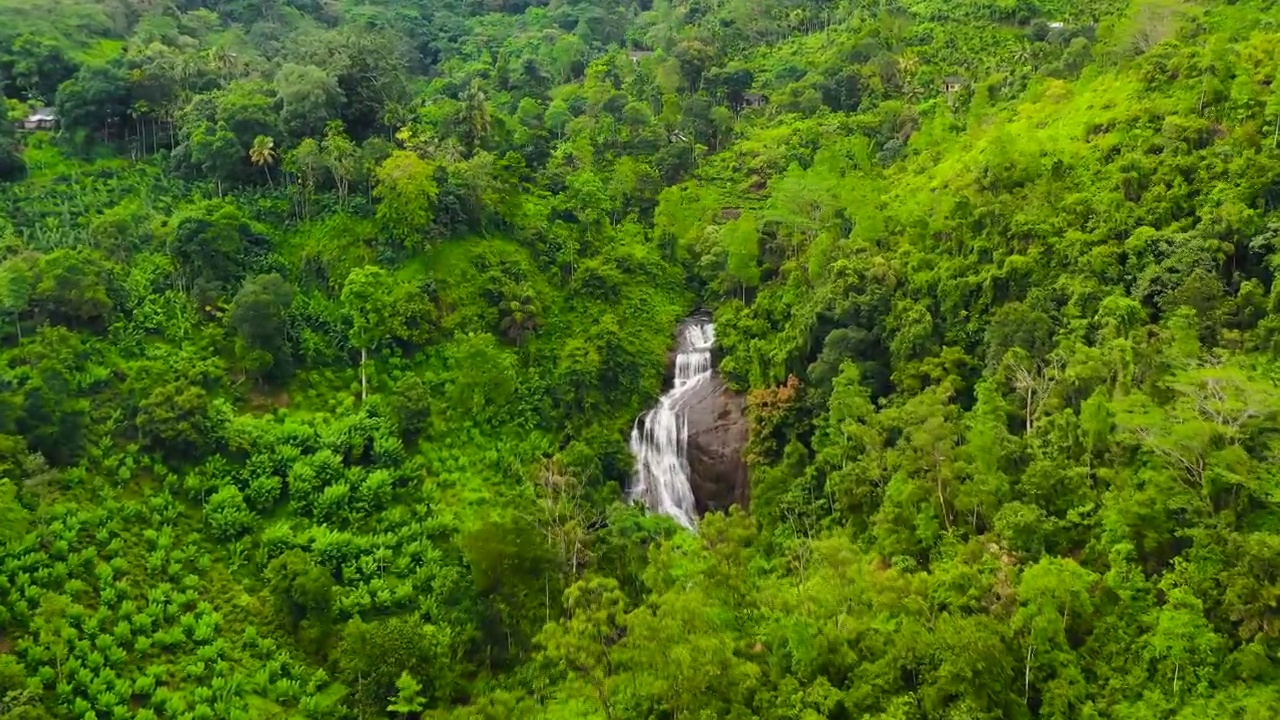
[628,317,716,529]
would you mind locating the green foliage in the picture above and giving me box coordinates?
[205,484,253,539]
[373,150,438,250]
[337,617,458,713]
[164,199,268,295]
[135,376,212,457]
[0,116,22,181]
[6,34,75,101]
[54,60,130,140]
[386,671,426,717]
[276,65,344,140]
[4,0,1280,718]
[229,273,295,381]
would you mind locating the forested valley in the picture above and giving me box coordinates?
[3,0,1280,717]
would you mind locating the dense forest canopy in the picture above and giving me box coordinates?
[4,0,1280,717]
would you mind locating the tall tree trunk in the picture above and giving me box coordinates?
[360,347,368,401]
[936,473,952,531]
[1024,643,1034,702]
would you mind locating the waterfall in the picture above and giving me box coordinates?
[628,318,716,529]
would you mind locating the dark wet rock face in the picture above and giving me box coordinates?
[681,374,749,514]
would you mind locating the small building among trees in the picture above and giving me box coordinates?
[742,93,768,109]
[941,76,968,95]
[20,107,58,131]
[627,50,655,64]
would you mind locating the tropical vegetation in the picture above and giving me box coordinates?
[4,0,1280,718]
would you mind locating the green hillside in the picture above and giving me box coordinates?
[4,0,1280,718]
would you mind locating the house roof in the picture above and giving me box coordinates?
[27,107,57,121]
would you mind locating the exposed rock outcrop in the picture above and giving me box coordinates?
[679,374,749,514]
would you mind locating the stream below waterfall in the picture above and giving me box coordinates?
[628,317,716,529]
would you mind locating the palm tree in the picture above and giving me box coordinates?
[205,46,241,81]
[381,101,412,140]
[462,80,493,152]
[499,291,541,346]
[1010,45,1034,74]
[897,53,921,78]
[177,53,204,94]
[249,136,277,186]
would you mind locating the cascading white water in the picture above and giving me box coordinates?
[628,318,716,529]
